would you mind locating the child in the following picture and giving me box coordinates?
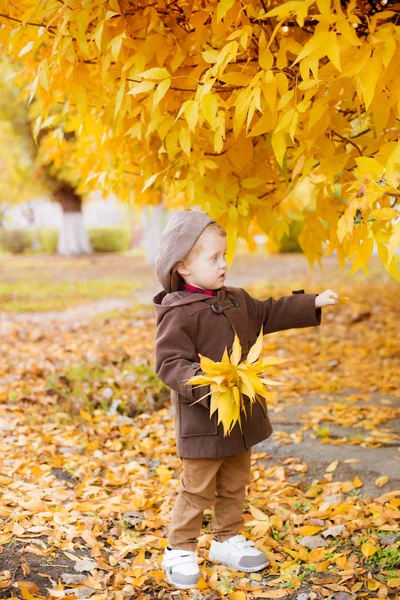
[152,209,339,589]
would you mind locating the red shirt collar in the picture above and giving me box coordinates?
[179,281,218,296]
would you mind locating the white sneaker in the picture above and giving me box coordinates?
[161,546,201,589]
[209,534,269,572]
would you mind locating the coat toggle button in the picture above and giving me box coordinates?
[211,302,223,314]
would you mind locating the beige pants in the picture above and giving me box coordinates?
[168,448,252,551]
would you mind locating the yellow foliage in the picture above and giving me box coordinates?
[0,1,399,279]
[330,294,350,302]
[185,327,289,437]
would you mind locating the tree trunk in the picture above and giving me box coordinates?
[56,190,92,256]
[58,211,92,256]
[141,201,166,265]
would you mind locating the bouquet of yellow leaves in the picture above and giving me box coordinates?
[184,327,290,437]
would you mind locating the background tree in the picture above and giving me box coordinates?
[0,0,399,278]
[36,126,93,256]
[52,181,92,256]
[0,56,43,207]
[0,56,93,255]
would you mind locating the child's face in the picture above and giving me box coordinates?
[178,232,228,290]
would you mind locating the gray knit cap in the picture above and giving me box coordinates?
[155,210,216,292]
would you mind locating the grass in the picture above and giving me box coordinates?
[0,254,152,311]
[0,279,141,311]
[365,547,400,571]
[45,360,168,417]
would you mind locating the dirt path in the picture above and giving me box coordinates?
[257,387,400,498]
[0,297,137,323]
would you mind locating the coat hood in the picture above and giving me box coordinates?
[152,286,228,322]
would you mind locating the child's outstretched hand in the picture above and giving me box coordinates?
[315,289,345,307]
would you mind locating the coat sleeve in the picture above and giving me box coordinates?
[154,309,211,409]
[241,288,322,335]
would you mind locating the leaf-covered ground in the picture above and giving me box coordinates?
[0,253,399,600]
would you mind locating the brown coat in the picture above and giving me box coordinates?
[152,285,322,459]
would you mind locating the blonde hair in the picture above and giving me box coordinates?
[173,221,226,275]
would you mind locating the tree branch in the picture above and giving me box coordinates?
[350,128,371,139]
[259,188,277,199]
[330,129,363,156]
[0,12,57,32]
[125,77,237,93]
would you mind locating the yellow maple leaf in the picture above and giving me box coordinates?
[184,327,289,436]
